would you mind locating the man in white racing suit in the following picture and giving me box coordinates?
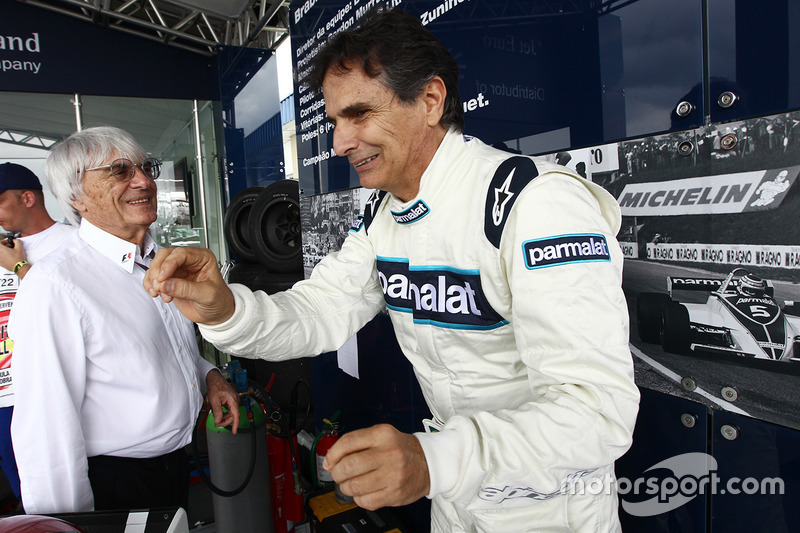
[145,8,639,532]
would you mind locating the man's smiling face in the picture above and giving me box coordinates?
[323,63,442,202]
[73,151,158,245]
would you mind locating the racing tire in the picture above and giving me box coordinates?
[223,186,266,263]
[636,292,672,344]
[249,180,303,273]
[660,302,691,355]
[226,263,304,294]
[783,302,800,317]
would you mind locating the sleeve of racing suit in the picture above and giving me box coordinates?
[416,171,640,507]
[200,227,386,360]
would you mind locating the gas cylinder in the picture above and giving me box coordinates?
[206,403,274,533]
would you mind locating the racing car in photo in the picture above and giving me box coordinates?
[636,268,800,362]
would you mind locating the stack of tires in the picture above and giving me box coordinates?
[223,180,304,294]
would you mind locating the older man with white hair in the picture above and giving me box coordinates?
[9,126,239,514]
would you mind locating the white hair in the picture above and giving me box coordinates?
[45,126,147,225]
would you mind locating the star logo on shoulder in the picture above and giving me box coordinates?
[365,191,382,217]
[492,168,516,226]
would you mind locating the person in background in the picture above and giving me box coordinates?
[145,8,639,532]
[0,163,74,509]
[8,127,239,514]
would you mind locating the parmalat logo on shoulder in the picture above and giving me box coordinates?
[523,233,610,269]
[391,200,430,225]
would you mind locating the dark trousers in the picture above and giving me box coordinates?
[87,448,190,511]
[0,406,21,500]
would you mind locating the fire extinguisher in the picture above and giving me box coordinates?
[266,432,303,533]
[311,412,341,489]
[255,372,306,533]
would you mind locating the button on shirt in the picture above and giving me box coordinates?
[9,219,216,514]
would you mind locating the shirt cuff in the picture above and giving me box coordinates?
[414,428,464,499]
[198,360,219,392]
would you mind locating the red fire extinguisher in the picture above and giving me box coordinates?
[267,432,303,533]
[311,412,340,489]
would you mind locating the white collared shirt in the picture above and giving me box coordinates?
[9,219,216,514]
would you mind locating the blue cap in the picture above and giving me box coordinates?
[0,163,43,195]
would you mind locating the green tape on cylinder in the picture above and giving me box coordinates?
[206,404,266,433]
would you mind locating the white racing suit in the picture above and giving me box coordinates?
[202,130,640,532]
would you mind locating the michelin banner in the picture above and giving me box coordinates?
[617,167,798,216]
